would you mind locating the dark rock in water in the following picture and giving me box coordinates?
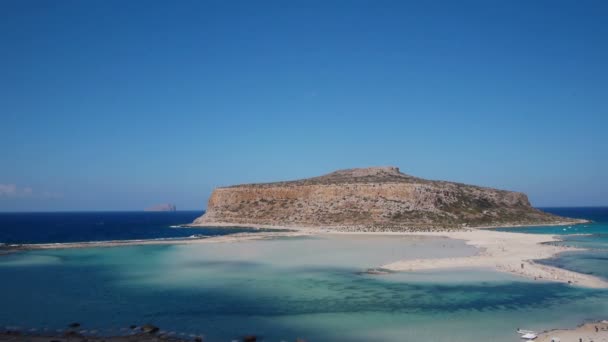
[243,335,257,342]
[68,322,81,328]
[194,337,203,342]
[141,324,159,334]
[130,325,137,330]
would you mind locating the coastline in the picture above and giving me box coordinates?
[536,320,608,342]
[2,320,607,342]
[2,219,605,288]
[0,327,200,342]
[0,230,310,252]
[186,218,590,231]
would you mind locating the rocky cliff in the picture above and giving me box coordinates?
[193,167,571,231]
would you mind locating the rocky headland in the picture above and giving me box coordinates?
[193,166,578,231]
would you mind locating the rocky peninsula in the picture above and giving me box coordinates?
[193,166,576,231]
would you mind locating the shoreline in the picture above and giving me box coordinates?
[536,320,608,342]
[377,229,608,288]
[186,218,590,231]
[2,219,606,288]
[0,218,586,251]
[2,320,607,342]
[0,325,201,342]
[0,230,310,252]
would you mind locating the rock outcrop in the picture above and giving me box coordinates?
[193,167,571,231]
[144,204,176,212]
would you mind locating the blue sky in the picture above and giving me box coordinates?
[1,0,607,211]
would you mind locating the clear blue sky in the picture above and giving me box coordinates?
[1,0,607,211]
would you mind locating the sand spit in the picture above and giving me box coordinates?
[2,220,605,288]
[377,229,608,288]
[189,220,606,288]
[0,231,310,252]
[536,320,608,342]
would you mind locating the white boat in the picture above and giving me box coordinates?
[517,329,538,340]
[517,329,536,335]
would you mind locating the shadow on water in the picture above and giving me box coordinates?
[2,207,608,341]
[107,254,606,315]
[3,207,608,342]
[1,248,607,341]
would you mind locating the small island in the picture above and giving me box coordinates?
[193,166,579,231]
[144,204,176,212]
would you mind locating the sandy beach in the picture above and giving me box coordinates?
[378,229,608,288]
[0,230,310,252]
[190,219,606,288]
[186,218,606,287]
[536,320,608,342]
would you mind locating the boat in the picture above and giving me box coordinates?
[517,329,538,340]
[517,329,536,335]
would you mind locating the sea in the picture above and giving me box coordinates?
[0,208,607,342]
[0,211,261,244]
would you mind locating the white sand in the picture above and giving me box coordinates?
[373,229,608,288]
[5,221,607,289]
[536,321,608,342]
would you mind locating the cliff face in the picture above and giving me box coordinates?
[194,167,566,230]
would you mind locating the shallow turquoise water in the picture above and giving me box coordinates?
[497,207,608,281]
[1,235,607,342]
[1,207,608,341]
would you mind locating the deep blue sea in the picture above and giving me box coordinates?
[0,208,606,342]
[0,211,265,244]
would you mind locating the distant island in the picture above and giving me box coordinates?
[193,166,578,231]
[144,203,176,212]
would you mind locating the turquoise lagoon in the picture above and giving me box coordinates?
[1,207,608,341]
